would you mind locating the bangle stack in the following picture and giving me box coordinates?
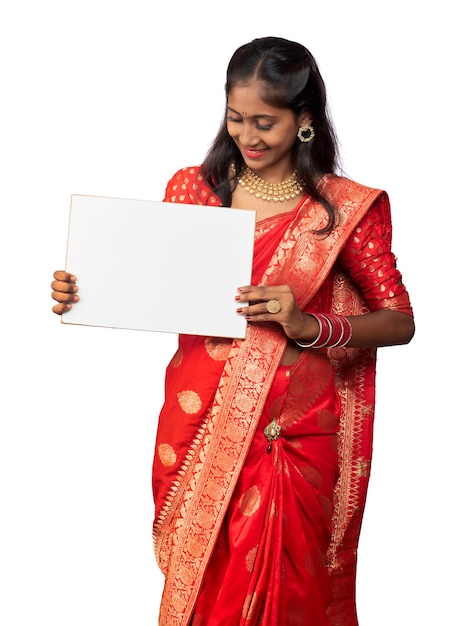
[295,313,353,349]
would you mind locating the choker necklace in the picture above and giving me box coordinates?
[235,165,304,202]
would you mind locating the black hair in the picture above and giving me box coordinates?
[201,36,341,234]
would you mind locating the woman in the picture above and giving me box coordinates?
[52,37,414,626]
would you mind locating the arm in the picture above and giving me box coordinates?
[295,307,414,348]
[236,195,415,349]
[236,287,414,349]
[335,192,415,347]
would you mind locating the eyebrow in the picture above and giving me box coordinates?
[227,106,278,120]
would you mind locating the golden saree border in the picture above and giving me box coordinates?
[158,326,287,625]
[156,176,383,625]
[326,275,376,626]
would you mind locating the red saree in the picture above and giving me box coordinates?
[152,168,413,625]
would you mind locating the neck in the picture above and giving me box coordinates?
[248,165,295,184]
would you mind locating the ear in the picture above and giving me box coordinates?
[298,110,313,126]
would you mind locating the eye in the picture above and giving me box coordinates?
[227,115,242,123]
[256,123,272,131]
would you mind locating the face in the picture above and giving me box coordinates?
[226,80,309,181]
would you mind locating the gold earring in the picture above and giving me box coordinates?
[297,124,315,143]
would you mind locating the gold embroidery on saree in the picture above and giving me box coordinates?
[245,545,259,572]
[157,443,177,467]
[177,390,202,414]
[239,485,262,517]
[204,337,232,361]
[326,271,376,577]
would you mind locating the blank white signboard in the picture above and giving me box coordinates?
[62,195,256,338]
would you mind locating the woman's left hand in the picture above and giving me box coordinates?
[236,285,309,340]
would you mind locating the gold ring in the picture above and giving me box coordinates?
[266,299,281,314]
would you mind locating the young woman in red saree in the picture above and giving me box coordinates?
[52,37,414,626]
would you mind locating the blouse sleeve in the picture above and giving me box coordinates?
[163,166,221,205]
[338,193,414,316]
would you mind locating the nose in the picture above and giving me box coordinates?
[239,121,260,146]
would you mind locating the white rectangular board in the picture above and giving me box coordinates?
[62,195,256,338]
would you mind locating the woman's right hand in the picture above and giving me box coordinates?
[51,270,79,315]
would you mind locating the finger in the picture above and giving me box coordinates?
[53,270,77,283]
[52,302,73,315]
[237,302,280,318]
[50,279,79,294]
[51,290,80,304]
[236,285,269,303]
[236,285,292,302]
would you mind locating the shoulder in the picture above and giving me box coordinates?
[319,173,385,204]
[320,173,391,225]
[163,166,201,200]
[163,166,220,205]
[166,165,203,185]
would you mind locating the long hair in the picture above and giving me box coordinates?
[201,36,341,233]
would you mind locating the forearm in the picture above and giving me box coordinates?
[297,309,415,349]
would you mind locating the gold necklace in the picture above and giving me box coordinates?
[235,166,304,202]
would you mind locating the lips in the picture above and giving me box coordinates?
[243,147,267,159]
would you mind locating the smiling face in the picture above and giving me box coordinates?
[226,80,310,182]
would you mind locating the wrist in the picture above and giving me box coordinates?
[294,313,352,349]
[295,314,322,345]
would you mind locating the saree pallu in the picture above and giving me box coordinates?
[152,171,407,625]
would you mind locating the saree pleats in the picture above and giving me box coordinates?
[192,353,340,625]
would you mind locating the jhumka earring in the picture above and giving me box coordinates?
[297,124,315,143]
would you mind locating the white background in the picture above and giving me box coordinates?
[0,1,461,624]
